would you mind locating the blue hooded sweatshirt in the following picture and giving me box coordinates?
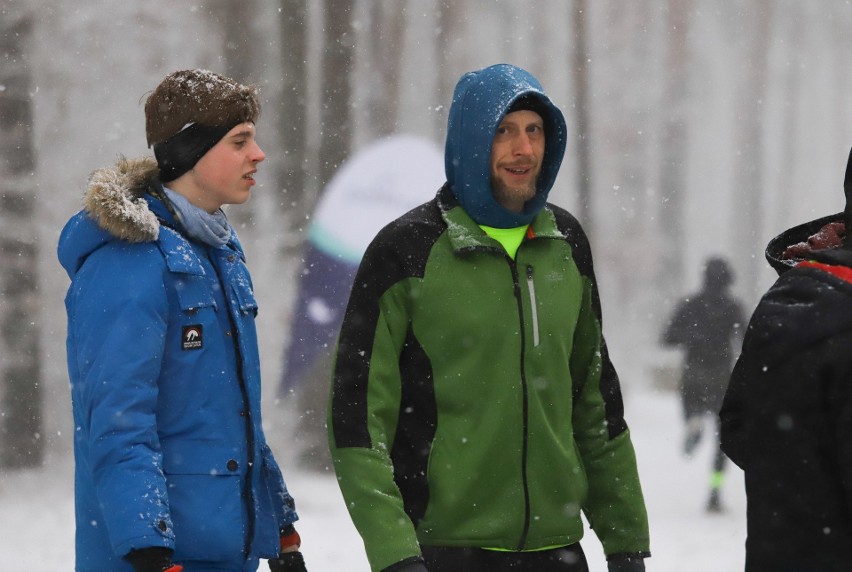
[445,63,568,229]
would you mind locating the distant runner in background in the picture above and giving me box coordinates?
[662,256,744,512]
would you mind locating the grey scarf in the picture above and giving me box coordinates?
[162,187,232,247]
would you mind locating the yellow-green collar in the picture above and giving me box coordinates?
[479,224,529,259]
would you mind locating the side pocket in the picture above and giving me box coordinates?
[161,441,246,561]
[166,473,244,560]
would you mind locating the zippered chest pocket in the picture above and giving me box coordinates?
[526,264,540,348]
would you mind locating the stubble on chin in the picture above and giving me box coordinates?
[490,176,538,213]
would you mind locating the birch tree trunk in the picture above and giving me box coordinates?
[0,1,42,469]
[732,0,773,300]
[279,0,310,230]
[657,0,693,303]
[363,0,406,140]
[210,0,256,231]
[318,0,354,194]
[435,0,461,136]
[571,0,592,233]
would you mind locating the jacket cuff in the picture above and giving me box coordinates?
[381,555,427,572]
[280,524,301,551]
[124,547,175,572]
[606,552,650,572]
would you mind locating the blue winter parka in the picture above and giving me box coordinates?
[58,157,297,571]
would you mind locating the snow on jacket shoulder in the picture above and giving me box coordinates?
[59,157,297,571]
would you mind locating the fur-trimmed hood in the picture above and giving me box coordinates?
[58,157,164,277]
[84,156,161,242]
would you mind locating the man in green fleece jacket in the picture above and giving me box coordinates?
[328,64,650,572]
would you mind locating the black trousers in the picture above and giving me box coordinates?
[420,544,589,572]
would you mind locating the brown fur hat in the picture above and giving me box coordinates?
[144,69,260,147]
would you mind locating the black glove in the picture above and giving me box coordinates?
[268,550,307,572]
[124,547,182,572]
[607,553,646,572]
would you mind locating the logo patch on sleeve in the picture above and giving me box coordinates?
[182,325,203,350]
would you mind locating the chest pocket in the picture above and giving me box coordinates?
[175,274,217,313]
[157,227,217,314]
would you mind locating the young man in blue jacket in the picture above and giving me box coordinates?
[329,64,650,572]
[59,70,306,572]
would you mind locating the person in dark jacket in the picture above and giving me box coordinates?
[663,256,744,512]
[720,147,852,571]
[328,64,650,572]
[58,70,306,572]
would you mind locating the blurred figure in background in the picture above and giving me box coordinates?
[279,135,444,470]
[663,256,744,512]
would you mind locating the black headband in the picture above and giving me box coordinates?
[153,122,233,183]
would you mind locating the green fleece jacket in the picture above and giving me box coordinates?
[329,185,650,571]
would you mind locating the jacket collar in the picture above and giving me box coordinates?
[437,184,563,254]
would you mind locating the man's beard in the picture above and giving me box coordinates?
[491,175,538,213]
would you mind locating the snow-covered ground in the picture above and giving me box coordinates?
[0,387,746,571]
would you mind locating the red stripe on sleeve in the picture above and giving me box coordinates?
[797,260,852,283]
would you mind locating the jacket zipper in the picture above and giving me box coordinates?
[511,260,532,550]
[526,264,540,348]
[212,255,256,560]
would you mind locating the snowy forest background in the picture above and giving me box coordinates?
[2,0,852,569]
